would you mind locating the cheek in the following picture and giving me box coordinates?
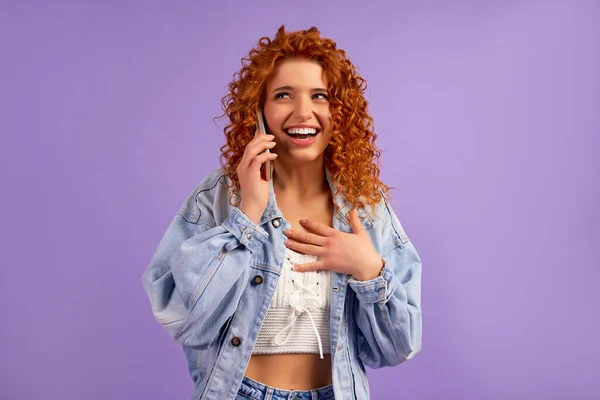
[314,110,333,131]
[265,112,286,132]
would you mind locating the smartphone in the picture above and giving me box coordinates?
[256,110,273,181]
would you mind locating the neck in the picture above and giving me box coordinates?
[272,159,329,199]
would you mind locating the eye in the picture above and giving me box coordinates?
[313,93,329,100]
[274,92,291,100]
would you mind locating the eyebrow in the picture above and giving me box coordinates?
[272,86,328,93]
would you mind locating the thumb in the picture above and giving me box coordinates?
[348,208,364,234]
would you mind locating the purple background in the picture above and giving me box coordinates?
[1,1,598,399]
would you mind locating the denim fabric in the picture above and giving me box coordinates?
[237,376,335,400]
[141,167,423,400]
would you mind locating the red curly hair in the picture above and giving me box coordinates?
[218,25,391,218]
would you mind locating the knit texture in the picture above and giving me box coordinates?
[252,247,331,358]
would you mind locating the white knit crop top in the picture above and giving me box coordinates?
[252,247,331,359]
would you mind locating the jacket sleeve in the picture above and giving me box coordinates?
[348,197,423,368]
[141,185,268,349]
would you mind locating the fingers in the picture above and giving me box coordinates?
[245,133,275,154]
[283,229,326,246]
[247,133,276,154]
[299,219,336,237]
[347,208,365,234]
[292,260,324,273]
[250,151,278,171]
[240,133,276,170]
[284,238,326,257]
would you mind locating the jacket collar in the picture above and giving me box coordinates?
[259,167,373,231]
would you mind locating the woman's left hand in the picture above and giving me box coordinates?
[283,209,384,281]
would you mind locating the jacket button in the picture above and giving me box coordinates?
[272,218,281,228]
[253,275,264,285]
[231,337,242,346]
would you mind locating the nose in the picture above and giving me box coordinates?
[294,97,313,121]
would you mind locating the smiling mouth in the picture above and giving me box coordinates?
[284,127,320,139]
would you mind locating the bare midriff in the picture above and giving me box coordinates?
[245,353,333,390]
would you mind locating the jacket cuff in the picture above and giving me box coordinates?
[221,208,268,253]
[348,258,400,304]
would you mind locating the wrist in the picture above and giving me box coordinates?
[353,257,385,281]
[240,205,262,224]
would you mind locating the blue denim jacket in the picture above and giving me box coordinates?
[141,167,422,399]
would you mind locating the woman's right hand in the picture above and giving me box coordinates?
[237,130,278,224]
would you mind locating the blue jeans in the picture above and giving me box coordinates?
[236,376,335,400]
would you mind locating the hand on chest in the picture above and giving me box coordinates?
[277,197,334,233]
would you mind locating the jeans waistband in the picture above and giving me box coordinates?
[239,375,335,400]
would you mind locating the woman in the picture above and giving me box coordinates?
[142,26,422,400]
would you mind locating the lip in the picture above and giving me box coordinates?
[286,131,319,147]
[283,124,321,147]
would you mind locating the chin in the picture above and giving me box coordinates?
[286,151,326,163]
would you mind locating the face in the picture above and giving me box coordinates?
[263,59,333,164]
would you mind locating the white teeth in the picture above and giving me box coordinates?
[286,127,317,135]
